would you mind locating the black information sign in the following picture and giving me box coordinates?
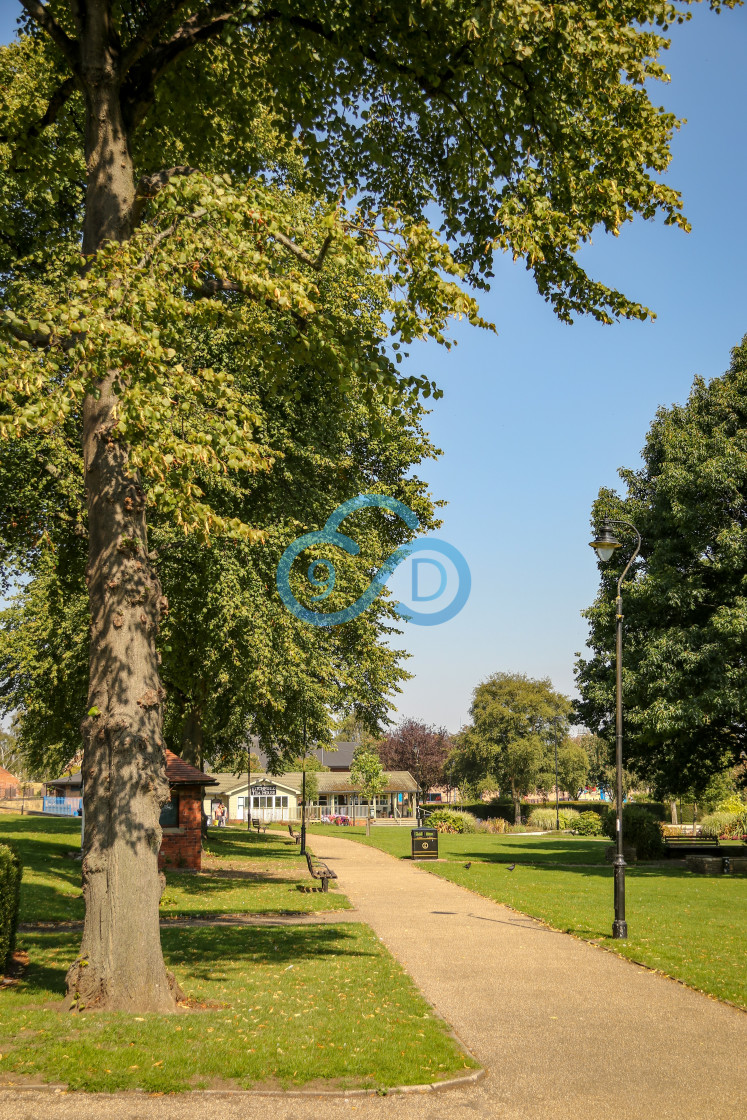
[250,784,277,797]
[411,827,438,860]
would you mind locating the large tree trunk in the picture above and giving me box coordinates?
[66,10,179,1012]
[179,704,204,768]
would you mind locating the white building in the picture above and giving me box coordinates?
[204,770,418,823]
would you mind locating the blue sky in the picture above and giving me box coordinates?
[388,3,747,731]
[2,3,746,733]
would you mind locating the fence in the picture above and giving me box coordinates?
[42,796,82,817]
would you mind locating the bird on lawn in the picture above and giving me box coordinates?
[464,862,472,870]
[506,863,516,871]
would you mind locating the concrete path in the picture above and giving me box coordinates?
[1,835,745,1120]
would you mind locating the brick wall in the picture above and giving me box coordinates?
[158,784,203,871]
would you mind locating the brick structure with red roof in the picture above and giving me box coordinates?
[0,766,20,799]
[158,750,216,872]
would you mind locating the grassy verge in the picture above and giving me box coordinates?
[159,873,350,917]
[0,817,349,923]
[424,861,747,1008]
[0,924,475,1092]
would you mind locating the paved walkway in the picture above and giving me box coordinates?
[1,836,745,1120]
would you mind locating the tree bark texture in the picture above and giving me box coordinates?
[65,1,179,1012]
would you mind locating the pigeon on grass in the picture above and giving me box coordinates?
[506,863,516,871]
[464,862,472,870]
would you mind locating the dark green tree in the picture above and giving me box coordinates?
[575,335,747,798]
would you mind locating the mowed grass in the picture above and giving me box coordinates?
[0,816,349,923]
[426,861,747,1008]
[307,822,611,864]
[0,925,475,1092]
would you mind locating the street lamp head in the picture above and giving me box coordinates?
[590,520,622,563]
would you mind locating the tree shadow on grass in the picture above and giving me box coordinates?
[11,925,372,1001]
[454,837,610,865]
[203,829,303,865]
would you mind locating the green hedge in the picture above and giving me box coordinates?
[602,806,666,860]
[0,843,22,973]
[452,799,667,823]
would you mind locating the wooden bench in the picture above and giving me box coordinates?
[664,836,718,858]
[305,850,337,892]
[251,818,269,835]
[288,823,301,845]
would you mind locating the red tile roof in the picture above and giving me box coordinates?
[165,750,217,787]
[0,766,19,786]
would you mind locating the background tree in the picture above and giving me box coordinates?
[555,739,589,802]
[1,0,733,1013]
[378,718,451,797]
[350,743,386,835]
[575,334,747,798]
[449,672,571,823]
[0,727,24,778]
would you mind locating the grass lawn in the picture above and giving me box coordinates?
[308,825,747,1009]
[0,924,475,1092]
[307,822,612,864]
[0,816,349,923]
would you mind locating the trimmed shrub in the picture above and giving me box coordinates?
[603,806,666,860]
[527,807,580,831]
[425,808,478,834]
[0,843,22,973]
[574,811,604,836]
[699,810,747,839]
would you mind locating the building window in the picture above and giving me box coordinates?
[159,794,179,829]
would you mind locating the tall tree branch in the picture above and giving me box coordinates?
[1,312,78,352]
[120,0,194,74]
[272,230,333,272]
[19,0,81,75]
[121,2,240,129]
[0,75,79,144]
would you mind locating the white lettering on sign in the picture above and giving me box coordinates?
[251,785,277,796]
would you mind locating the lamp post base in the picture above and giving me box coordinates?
[612,919,628,940]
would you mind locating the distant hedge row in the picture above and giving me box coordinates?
[447,800,667,823]
[0,843,22,974]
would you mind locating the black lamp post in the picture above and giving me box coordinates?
[300,714,307,857]
[589,517,641,940]
[553,718,560,832]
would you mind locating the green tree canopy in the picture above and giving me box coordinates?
[575,335,747,797]
[555,739,590,801]
[449,672,571,822]
[350,742,386,833]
